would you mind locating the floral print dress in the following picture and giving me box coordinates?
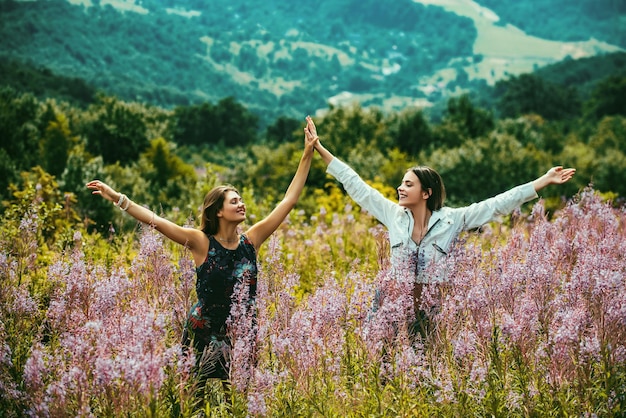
[182,234,257,380]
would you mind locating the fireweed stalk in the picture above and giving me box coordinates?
[21,227,197,417]
[425,190,626,416]
[3,188,625,416]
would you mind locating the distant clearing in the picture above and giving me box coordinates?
[414,0,623,84]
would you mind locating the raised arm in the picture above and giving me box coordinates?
[304,115,400,227]
[532,166,576,192]
[85,181,206,254]
[306,115,334,165]
[245,124,317,250]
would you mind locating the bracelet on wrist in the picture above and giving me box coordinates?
[115,193,126,207]
[121,197,131,211]
[115,193,131,211]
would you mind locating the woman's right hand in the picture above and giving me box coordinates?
[305,115,334,165]
[303,116,319,153]
[305,115,318,142]
[86,180,120,204]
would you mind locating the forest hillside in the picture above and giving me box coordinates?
[1,0,624,122]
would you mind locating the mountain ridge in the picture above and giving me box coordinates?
[1,0,623,122]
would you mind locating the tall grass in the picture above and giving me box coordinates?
[1,189,624,417]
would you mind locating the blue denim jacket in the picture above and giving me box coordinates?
[327,158,538,283]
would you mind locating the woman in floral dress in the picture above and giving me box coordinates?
[87,125,318,390]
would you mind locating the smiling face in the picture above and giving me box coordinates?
[200,185,243,235]
[401,166,446,212]
[218,190,246,223]
[397,171,431,209]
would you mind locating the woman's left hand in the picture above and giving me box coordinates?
[304,116,319,151]
[545,166,576,185]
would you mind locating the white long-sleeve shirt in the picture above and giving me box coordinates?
[327,158,539,283]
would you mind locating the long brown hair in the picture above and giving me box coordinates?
[409,166,446,211]
[199,185,239,235]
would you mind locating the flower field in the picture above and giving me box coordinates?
[1,188,625,417]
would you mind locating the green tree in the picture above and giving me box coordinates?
[141,137,197,206]
[213,96,259,146]
[495,74,581,120]
[60,147,112,232]
[444,94,494,139]
[388,108,434,156]
[315,104,392,162]
[424,133,541,206]
[170,102,217,146]
[588,116,626,154]
[496,114,568,154]
[581,115,626,196]
[82,96,149,166]
[0,88,40,202]
[585,75,626,120]
[265,116,301,143]
[40,110,76,176]
[428,95,495,150]
[88,138,199,228]
[593,150,626,197]
[557,140,600,197]
[170,97,259,147]
[4,166,79,244]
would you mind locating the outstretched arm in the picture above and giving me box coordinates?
[85,181,206,255]
[458,165,577,230]
[245,124,318,251]
[532,166,576,192]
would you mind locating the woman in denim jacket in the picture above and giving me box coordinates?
[304,116,575,312]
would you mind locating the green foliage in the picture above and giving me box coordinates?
[478,0,626,46]
[532,52,626,99]
[2,167,81,256]
[0,57,96,106]
[423,133,541,206]
[60,148,115,233]
[81,95,150,166]
[494,74,582,120]
[39,108,77,176]
[0,88,40,202]
[497,115,569,155]
[314,104,393,163]
[584,116,626,197]
[170,97,259,147]
[264,116,302,144]
[443,94,495,139]
[423,94,496,152]
[0,0,477,122]
[588,116,626,154]
[547,116,626,198]
[231,140,323,218]
[585,75,626,120]
[388,108,434,156]
[138,137,198,210]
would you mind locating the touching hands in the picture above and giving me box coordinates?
[304,115,334,165]
[303,116,319,152]
[304,115,318,145]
